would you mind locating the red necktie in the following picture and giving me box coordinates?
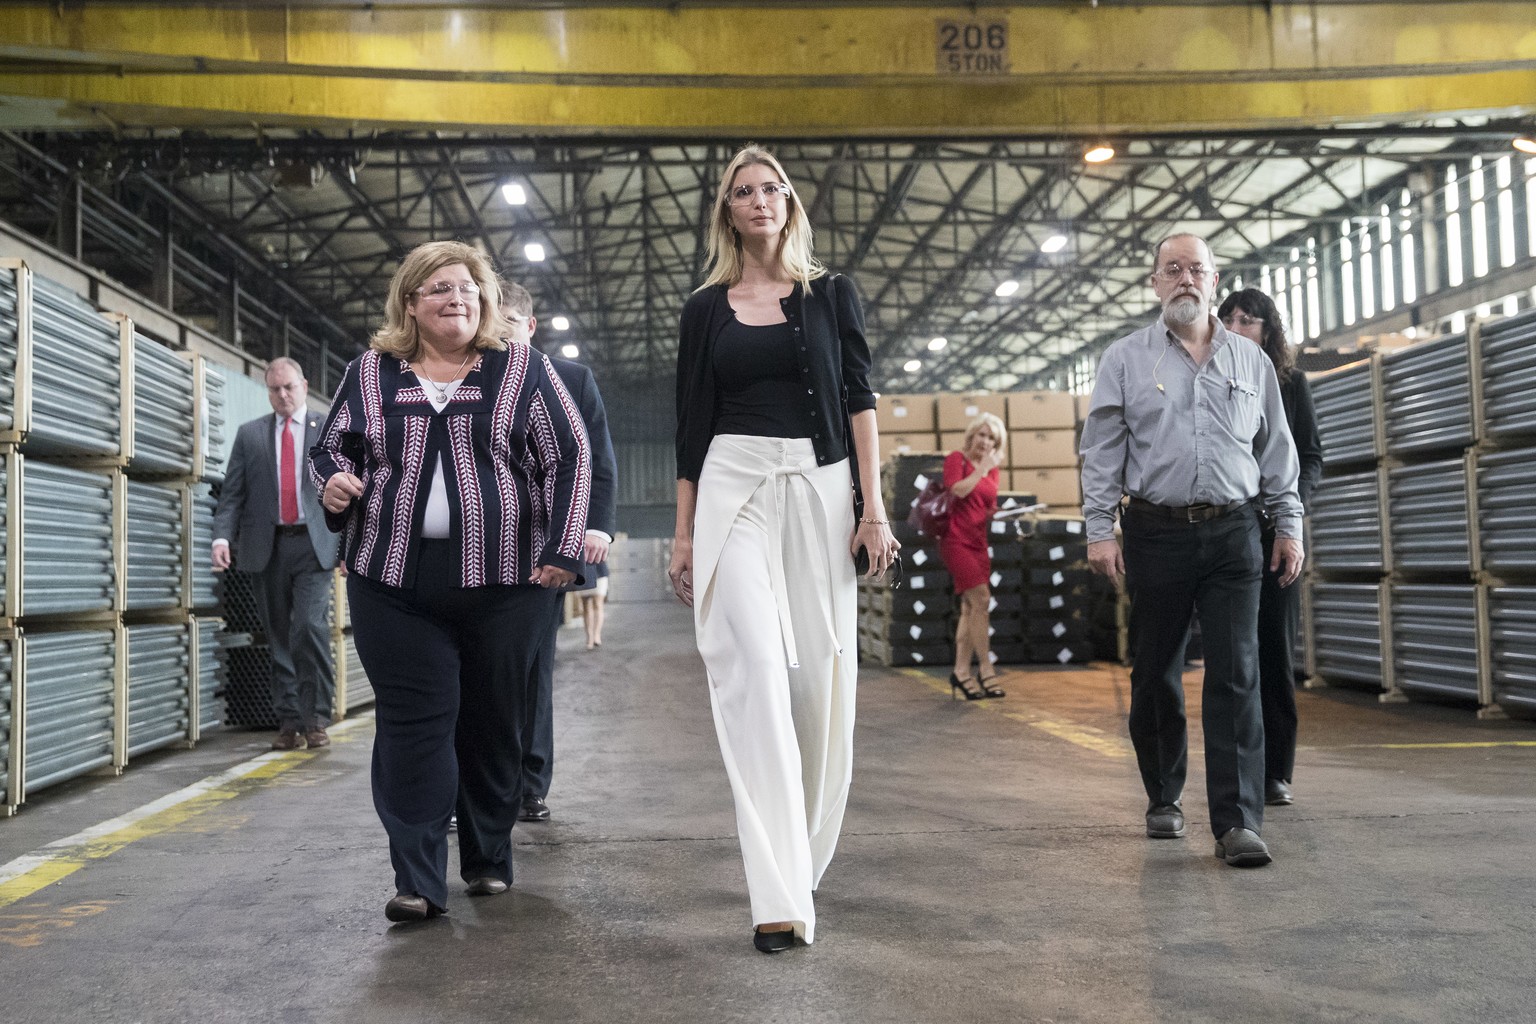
[279,418,299,525]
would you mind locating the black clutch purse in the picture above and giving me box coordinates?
[854,544,904,587]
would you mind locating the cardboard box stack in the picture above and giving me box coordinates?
[1016,514,1094,664]
[1005,391,1081,515]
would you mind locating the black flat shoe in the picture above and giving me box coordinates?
[385,894,445,922]
[976,673,1006,698]
[753,928,797,954]
[949,672,985,701]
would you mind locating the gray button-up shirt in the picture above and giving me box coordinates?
[1079,313,1303,544]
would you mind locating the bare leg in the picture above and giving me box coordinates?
[590,594,605,646]
[581,597,598,649]
[952,596,977,678]
[968,585,994,676]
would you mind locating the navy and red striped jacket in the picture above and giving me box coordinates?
[309,344,591,589]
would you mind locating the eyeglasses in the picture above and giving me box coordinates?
[1153,262,1212,282]
[1223,314,1265,328]
[727,182,792,206]
[417,281,481,300]
[501,311,530,326]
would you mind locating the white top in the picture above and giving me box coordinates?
[420,378,464,539]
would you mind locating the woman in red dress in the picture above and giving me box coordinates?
[939,413,1007,699]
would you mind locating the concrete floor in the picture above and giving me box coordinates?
[2,600,1534,1024]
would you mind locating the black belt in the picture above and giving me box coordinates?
[1126,496,1250,523]
[275,523,309,535]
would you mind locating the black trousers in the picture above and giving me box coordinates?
[347,540,558,911]
[1258,528,1301,783]
[1123,503,1265,837]
[253,529,334,731]
[520,608,561,800]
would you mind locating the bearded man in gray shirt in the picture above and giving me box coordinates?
[1079,232,1304,868]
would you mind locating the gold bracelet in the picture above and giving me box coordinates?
[858,517,890,525]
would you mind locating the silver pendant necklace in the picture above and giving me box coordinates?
[419,349,474,403]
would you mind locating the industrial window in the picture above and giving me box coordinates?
[1445,166,1464,287]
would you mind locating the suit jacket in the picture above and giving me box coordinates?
[548,355,617,539]
[214,412,340,574]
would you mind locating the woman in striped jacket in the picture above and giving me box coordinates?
[310,240,590,923]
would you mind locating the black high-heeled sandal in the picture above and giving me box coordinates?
[977,673,1006,698]
[949,672,985,701]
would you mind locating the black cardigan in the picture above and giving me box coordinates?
[1282,370,1324,512]
[675,274,876,483]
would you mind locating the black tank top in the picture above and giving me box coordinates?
[712,317,813,439]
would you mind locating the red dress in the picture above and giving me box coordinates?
[938,450,999,593]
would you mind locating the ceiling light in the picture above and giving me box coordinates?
[501,183,528,205]
[1083,143,1115,164]
[1514,135,1536,155]
[903,359,922,373]
[524,243,546,262]
[1041,234,1069,254]
[560,344,580,358]
[928,336,948,352]
[551,315,570,330]
[994,280,1020,298]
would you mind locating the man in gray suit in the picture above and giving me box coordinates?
[213,357,341,750]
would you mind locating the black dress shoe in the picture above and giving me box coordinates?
[384,894,444,922]
[1265,779,1294,806]
[1215,827,1272,867]
[1146,803,1186,838]
[519,795,551,822]
[466,877,509,897]
[753,928,798,954]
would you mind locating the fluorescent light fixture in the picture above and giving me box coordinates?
[1041,234,1069,254]
[560,344,580,358]
[501,183,528,205]
[994,279,1020,298]
[524,243,546,262]
[1083,143,1115,164]
[927,337,948,352]
[903,359,922,373]
[550,315,570,330]
[1514,135,1536,155]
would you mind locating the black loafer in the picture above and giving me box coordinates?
[466,877,509,897]
[1146,803,1186,838]
[384,894,444,922]
[1215,827,1272,867]
[519,796,551,822]
[753,928,797,954]
[1265,779,1294,806]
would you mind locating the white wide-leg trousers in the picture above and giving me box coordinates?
[692,434,859,944]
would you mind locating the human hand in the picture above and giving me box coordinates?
[852,519,901,578]
[211,540,231,572]
[529,565,576,589]
[1087,538,1124,590]
[981,448,1004,474]
[583,531,611,564]
[668,539,694,607]
[323,472,364,514]
[1271,536,1305,588]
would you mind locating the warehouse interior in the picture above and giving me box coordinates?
[1,3,1535,1023]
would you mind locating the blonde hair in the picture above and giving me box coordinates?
[371,241,510,359]
[962,412,1007,458]
[699,145,825,291]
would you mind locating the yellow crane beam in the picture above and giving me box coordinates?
[0,3,1532,134]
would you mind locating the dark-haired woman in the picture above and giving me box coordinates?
[670,144,898,953]
[1217,287,1322,807]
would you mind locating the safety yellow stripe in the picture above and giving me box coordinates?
[897,668,1131,759]
[1341,741,1536,750]
[0,717,371,909]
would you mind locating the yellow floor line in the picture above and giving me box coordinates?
[1340,741,1536,750]
[896,668,1131,759]
[0,715,374,909]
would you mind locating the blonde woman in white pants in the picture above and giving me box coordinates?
[671,146,898,953]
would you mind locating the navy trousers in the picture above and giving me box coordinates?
[347,540,558,911]
[1123,503,1266,837]
[520,608,560,801]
